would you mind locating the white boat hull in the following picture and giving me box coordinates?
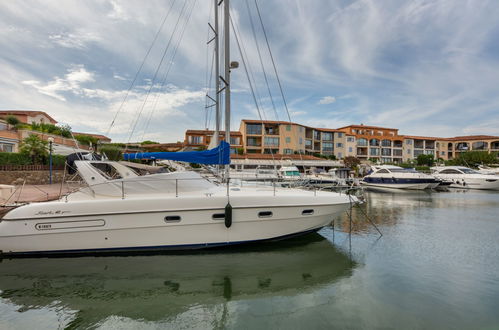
[0,191,352,255]
[360,182,430,190]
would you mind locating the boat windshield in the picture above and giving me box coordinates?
[285,171,301,176]
[460,168,479,174]
[388,168,418,173]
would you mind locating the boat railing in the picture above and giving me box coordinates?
[62,175,363,200]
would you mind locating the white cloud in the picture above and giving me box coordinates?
[22,65,95,101]
[290,110,306,116]
[49,31,100,49]
[318,96,336,105]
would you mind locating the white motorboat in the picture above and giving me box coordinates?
[477,165,499,175]
[0,0,356,256]
[431,166,499,190]
[301,168,346,188]
[229,167,279,182]
[278,166,302,181]
[0,161,354,255]
[360,165,437,190]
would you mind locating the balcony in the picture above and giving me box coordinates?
[246,124,262,135]
[414,140,424,149]
[264,125,279,135]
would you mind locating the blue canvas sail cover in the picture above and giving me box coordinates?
[123,141,230,165]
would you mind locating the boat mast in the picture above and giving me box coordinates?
[224,0,231,180]
[214,0,220,146]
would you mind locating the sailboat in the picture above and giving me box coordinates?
[0,0,355,256]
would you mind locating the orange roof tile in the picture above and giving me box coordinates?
[0,110,57,124]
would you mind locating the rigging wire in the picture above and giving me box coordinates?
[254,0,292,124]
[254,0,303,161]
[125,0,190,147]
[230,14,275,163]
[245,0,279,121]
[139,0,198,142]
[105,0,177,137]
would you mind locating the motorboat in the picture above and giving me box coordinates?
[0,0,357,256]
[278,166,302,181]
[477,165,499,175]
[229,166,279,182]
[0,160,355,256]
[301,168,346,188]
[431,166,499,190]
[360,165,438,190]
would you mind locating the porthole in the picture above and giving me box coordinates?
[212,213,225,220]
[302,209,314,216]
[164,215,181,223]
[258,211,273,218]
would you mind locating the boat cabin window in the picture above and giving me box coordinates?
[439,169,462,174]
[377,169,390,173]
[90,163,124,179]
[389,168,417,173]
[164,216,181,222]
[459,168,478,174]
[284,171,301,176]
[212,213,225,220]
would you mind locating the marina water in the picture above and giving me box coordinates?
[1,190,499,329]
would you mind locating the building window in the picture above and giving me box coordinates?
[407,149,411,155]
[381,139,391,147]
[230,137,240,145]
[189,136,203,144]
[230,148,237,154]
[284,148,293,154]
[322,142,333,152]
[305,139,312,147]
[0,142,14,152]
[337,152,342,158]
[299,126,303,132]
[286,125,291,131]
[247,124,262,135]
[406,140,412,145]
[264,137,279,147]
[348,147,353,153]
[347,137,355,142]
[337,132,343,138]
[381,148,391,156]
[285,137,291,143]
[357,138,368,147]
[322,132,333,141]
[393,149,403,156]
[336,143,343,148]
[441,151,445,156]
[247,137,260,146]
[299,137,303,145]
[370,148,380,156]
[313,131,320,140]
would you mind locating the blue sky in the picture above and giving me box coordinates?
[1,0,499,142]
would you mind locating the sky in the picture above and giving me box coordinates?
[1,0,499,143]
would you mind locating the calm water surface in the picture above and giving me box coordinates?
[1,190,499,329]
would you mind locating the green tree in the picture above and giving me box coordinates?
[20,134,48,164]
[416,154,435,167]
[5,115,20,127]
[343,156,361,169]
[448,151,498,167]
[100,145,123,161]
[141,140,159,145]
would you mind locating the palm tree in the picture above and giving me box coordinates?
[20,134,48,164]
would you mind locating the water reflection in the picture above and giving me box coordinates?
[0,234,356,329]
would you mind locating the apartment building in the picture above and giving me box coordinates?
[0,110,57,125]
[184,129,243,152]
[238,119,356,159]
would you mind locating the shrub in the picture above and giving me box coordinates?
[20,134,48,164]
[446,151,498,168]
[6,115,20,126]
[0,152,32,165]
[416,154,435,167]
[100,146,122,161]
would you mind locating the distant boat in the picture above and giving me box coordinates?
[361,165,437,190]
[431,166,499,190]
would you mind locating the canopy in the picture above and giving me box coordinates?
[123,141,230,165]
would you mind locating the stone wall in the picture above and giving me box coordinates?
[0,170,66,185]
